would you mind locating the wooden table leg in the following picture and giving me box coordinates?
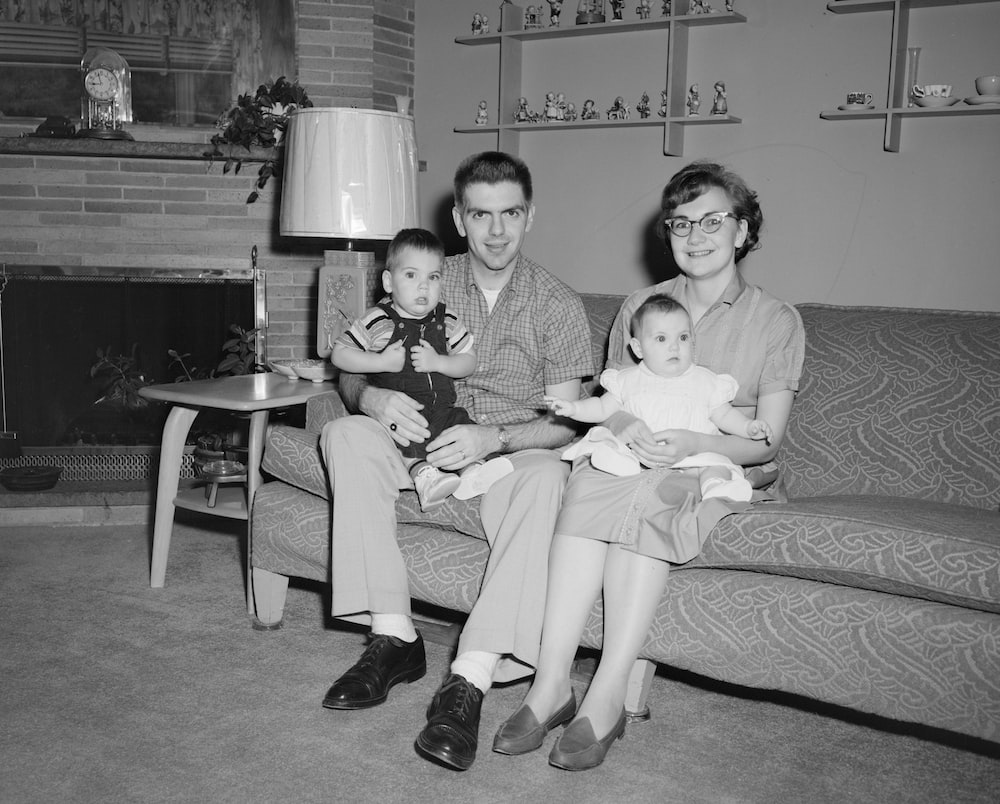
[150,404,199,587]
[244,409,269,615]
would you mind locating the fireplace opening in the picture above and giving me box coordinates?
[1,267,253,450]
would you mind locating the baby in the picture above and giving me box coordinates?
[547,293,771,502]
[332,228,479,510]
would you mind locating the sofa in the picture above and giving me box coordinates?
[251,296,1000,744]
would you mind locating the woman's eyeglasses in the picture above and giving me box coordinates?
[663,211,738,237]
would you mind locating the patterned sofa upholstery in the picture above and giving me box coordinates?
[251,299,1000,743]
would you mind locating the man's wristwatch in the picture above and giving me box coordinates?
[496,425,511,453]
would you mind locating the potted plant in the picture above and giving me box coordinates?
[206,76,313,203]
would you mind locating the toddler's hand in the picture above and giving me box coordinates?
[747,419,773,444]
[380,341,406,373]
[410,339,440,373]
[543,395,576,417]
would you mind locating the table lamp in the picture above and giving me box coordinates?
[279,107,420,356]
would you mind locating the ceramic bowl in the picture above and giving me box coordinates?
[267,359,298,379]
[0,465,63,491]
[914,96,960,108]
[975,75,1000,95]
[290,359,336,383]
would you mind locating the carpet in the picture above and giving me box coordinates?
[1,515,997,803]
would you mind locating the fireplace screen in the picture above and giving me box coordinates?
[1,268,251,447]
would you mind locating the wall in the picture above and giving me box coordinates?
[0,0,415,362]
[413,0,1000,311]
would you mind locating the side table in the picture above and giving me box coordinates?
[139,374,333,614]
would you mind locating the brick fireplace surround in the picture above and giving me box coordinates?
[0,1,414,366]
[0,2,414,497]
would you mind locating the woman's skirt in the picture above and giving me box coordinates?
[554,458,748,564]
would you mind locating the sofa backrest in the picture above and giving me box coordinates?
[580,296,1000,511]
[781,304,1000,509]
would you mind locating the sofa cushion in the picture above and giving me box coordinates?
[690,496,1000,614]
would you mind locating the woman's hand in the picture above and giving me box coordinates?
[630,428,700,468]
[359,385,429,447]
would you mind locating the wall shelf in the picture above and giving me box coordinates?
[454,3,746,156]
[821,0,1000,151]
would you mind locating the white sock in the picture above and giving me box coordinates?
[450,650,499,695]
[370,613,418,643]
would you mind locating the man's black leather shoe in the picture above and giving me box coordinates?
[414,674,483,771]
[322,633,426,710]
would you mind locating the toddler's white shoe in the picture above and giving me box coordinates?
[590,442,641,477]
[454,456,514,500]
[413,465,462,511]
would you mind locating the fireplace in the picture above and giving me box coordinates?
[1,266,253,457]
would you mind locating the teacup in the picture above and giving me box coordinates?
[912,84,952,98]
[846,91,873,106]
[975,75,1000,96]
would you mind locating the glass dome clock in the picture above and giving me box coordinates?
[78,47,133,140]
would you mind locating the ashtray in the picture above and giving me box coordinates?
[199,459,246,479]
[0,465,63,491]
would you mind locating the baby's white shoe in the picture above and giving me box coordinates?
[454,456,514,500]
[700,475,753,502]
[413,465,462,511]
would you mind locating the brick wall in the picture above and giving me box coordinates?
[0,0,415,361]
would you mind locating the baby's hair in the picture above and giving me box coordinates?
[629,293,691,337]
[386,228,445,272]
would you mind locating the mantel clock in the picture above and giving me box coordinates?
[78,47,134,140]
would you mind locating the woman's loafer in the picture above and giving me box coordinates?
[548,709,626,771]
[492,692,577,755]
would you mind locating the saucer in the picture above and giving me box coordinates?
[837,104,875,111]
[913,96,960,108]
[964,94,1000,106]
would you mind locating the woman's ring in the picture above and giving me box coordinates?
[389,422,397,431]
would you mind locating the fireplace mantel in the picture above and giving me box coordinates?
[0,135,275,163]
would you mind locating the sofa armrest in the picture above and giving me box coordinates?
[305,390,348,434]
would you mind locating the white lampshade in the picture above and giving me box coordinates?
[279,107,419,239]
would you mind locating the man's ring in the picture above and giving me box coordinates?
[389,422,397,431]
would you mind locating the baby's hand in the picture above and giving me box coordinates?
[543,395,576,417]
[747,419,773,444]
[410,339,440,373]
[380,341,406,373]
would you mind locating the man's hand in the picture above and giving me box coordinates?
[359,385,430,446]
[410,339,441,374]
[425,424,496,471]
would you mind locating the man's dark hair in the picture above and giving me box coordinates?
[453,151,533,211]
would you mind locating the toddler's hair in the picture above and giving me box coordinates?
[386,228,445,272]
[630,293,690,337]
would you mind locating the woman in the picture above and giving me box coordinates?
[492,162,806,770]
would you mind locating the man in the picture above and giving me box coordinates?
[319,151,594,770]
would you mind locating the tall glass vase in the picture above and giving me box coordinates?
[905,47,922,107]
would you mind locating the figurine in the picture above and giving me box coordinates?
[636,0,652,19]
[726,0,733,11]
[658,89,668,117]
[607,96,631,120]
[580,99,600,120]
[661,0,671,15]
[471,12,485,35]
[514,96,532,123]
[711,81,728,115]
[690,0,713,13]
[636,91,651,118]
[687,83,701,116]
[546,0,563,26]
[543,91,561,121]
[564,102,578,122]
[475,100,489,126]
[482,15,490,33]
[611,0,625,20]
[524,4,543,28]
[576,1,605,24]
